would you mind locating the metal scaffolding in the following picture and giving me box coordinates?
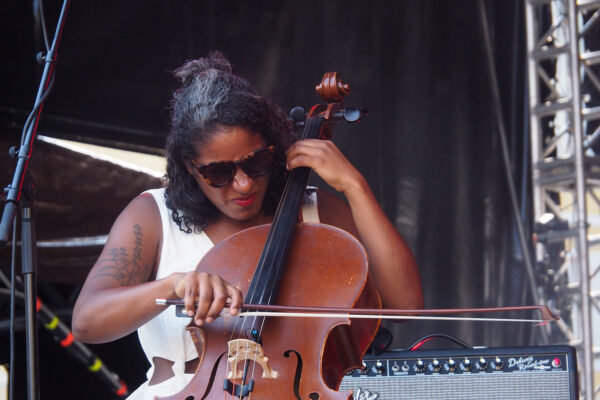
[525,0,600,398]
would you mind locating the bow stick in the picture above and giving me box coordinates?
[155,299,558,324]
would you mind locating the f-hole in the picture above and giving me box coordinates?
[284,349,304,400]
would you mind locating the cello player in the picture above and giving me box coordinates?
[72,51,423,399]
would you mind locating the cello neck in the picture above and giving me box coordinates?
[245,116,324,306]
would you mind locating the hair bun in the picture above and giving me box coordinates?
[174,51,233,84]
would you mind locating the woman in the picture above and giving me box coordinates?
[72,51,423,399]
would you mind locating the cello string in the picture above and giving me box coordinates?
[224,164,298,394]
[259,116,322,311]
[222,158,298,396]
[240,160,292,389]
[210,114,323,397]
[225,289,256,396]
[246,117,322,388]
[224,294,245,394]
[239,116,322,391]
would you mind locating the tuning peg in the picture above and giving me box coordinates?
[288,106,306,129]
[332,107,369,123]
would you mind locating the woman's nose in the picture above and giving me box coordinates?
[231,167,252,191]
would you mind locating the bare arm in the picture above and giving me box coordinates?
[72,193,242,344]
[286,140,423,310]
[72,194,170,343]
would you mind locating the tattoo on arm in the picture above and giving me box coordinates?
[93,224,150,285]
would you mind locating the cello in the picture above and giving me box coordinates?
[158,72,379,400]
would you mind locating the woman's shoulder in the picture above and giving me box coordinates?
[140,187,166,204]
[129,190,162,212]
[111,190,163,235]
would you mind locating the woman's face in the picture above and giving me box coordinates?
[187,126,271,224]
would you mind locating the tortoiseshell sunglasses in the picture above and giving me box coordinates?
[192,146,275,188]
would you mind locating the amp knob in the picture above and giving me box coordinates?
[491,357,504,371]
[414,359,426,373]
[371,361,385,375]
[444,358,457,372]
[461,359,473,372]
[429,359,442,373]
[477,357,488,371]
[360,361,369,375]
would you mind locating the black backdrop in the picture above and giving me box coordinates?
[1,1,537,398]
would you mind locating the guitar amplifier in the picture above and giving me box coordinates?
[339,345,578,400]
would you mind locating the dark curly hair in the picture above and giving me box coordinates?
[165,51,294,233]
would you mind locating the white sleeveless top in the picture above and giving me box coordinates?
[127,187,319,399]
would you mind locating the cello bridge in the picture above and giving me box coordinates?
[227,339,279,380]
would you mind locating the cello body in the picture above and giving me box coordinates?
[158,223,380,400]
[158,72,380,400]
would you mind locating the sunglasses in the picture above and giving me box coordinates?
[192,146,275,187]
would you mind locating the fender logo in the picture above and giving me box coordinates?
[353,388,379,400]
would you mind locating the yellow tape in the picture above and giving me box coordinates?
[88,358,102,372]
[44,317,59,330]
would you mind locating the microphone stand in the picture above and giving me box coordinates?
[0,1,70,399]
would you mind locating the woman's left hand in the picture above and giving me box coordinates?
[285,139,362,194]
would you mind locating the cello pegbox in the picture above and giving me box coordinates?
[315,72,350,103]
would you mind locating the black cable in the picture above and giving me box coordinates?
[37,0,51,51]
[20,72,56,147]
[0,283,129,397]
[367,326,393,356]
[20,0,58,149]
[1,3,70,397]
[407,333,473,351]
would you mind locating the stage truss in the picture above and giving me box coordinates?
[525,0,600,398]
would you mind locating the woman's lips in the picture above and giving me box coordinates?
[233,194,256,207]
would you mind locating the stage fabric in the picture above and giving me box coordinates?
[1,3,535,397]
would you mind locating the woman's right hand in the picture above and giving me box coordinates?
[172,271,243,326]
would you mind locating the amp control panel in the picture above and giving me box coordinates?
[345,351,569,377]
[339,345,578,400]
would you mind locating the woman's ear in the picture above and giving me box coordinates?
[184,160,195,176]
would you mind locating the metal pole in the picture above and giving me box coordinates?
[0,2,70,399]
[20,204,39,400]
[478,1,547,342]
[566,1,594,397]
